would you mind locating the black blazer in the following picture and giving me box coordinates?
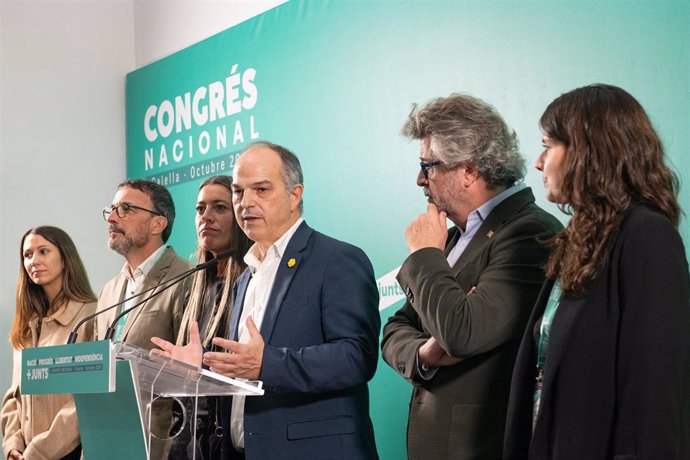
[504,205,690,460]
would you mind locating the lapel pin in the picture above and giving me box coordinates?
[287,258,297,268]
[486,230,494,238]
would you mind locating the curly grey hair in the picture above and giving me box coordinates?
[402,93,525,188]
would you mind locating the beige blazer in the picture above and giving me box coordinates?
[95,246,190,348]
[1,300,97,460]
[95,245,190,458]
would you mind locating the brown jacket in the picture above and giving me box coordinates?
[95,245,189,458]
[95,246,189,348]
[1,300,96,460]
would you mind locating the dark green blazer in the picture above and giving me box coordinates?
[382,187,561,460]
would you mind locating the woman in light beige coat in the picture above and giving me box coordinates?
[1,226,97,460]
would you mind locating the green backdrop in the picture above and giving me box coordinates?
[126,1,690,458]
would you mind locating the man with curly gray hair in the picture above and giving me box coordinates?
[382,93,562,460]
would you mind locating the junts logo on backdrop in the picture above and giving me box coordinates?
[377,266,405,311]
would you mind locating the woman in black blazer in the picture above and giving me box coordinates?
[503,84,690,460]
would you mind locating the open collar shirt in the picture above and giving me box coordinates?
[113,244,166,340]
[446,183,526,267]
[231,217,304,449]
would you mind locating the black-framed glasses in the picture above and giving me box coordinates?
[102,202,162,221]
[420,160,442,180]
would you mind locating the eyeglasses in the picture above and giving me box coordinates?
[102,202,162,221]
[420,160,442,180]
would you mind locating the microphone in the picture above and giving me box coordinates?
[66,248,237,344]
[104,248,236,341]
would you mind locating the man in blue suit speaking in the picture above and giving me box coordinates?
[201,141,380,459]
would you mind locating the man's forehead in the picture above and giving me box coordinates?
[114,187,150,204]
[241,147,280,165]
[233,148,282,180]
[232,178,274,189]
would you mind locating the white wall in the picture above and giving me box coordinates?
[0,0,284,390]
[0,0,135,390]
[133,0,287,67]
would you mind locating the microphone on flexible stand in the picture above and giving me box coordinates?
[104,248,237,341]
[66,248,237,344]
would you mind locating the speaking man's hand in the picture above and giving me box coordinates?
[204,316,264,380]
[151,321,203,368]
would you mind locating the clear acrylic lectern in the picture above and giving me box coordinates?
[73,340,263,460]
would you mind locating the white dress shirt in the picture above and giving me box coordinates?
[230,218,304,450]
[113,244,166,341]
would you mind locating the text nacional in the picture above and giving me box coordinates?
[142,64,259,172]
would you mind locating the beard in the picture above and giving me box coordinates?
[424,186,454,216]
[423,170,466,224]
[108,224,149,256]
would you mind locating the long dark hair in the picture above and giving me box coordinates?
[541,84,680,297]
[177,176,252,346]
[11,226,96,348]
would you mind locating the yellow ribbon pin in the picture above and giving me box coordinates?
[287,258,296,268]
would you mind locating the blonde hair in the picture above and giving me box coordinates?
[177,176,251,346]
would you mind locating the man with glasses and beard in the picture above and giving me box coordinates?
[381,94,562,460]
[97,179,190,458]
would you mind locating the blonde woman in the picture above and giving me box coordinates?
[157,175,251,459]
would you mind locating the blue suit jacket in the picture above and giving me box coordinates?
[222,222,380,460]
